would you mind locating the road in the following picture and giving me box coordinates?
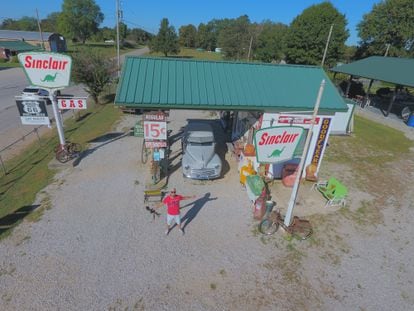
[0,47,149,157]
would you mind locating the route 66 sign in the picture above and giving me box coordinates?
[16,99,50,125]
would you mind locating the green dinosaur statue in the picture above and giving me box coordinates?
[267,146,286,158]
[41,72,58,82]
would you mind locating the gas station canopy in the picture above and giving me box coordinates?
[115,56,348,113]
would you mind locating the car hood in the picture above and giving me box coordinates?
[185,145,215,167]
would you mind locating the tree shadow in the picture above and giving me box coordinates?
[0,205,40,235]
[181,192,217,230]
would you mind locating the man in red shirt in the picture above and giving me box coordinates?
[160,188,195,235]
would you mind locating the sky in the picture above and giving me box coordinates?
[0,0,382,45]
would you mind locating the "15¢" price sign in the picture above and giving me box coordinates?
[143,121,167,140]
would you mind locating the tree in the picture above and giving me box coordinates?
[217,15,252,60]
[254,21,288,63]
[285,2,349,67]
[127,28,153,45]
[71,49,114,104]
[179,24,197,48]
[41,12,61,32]
[196,22,216,51]
[150,18,180,57]
[357,0,414,57]
[58,0,104,43]
[0,17,37,31]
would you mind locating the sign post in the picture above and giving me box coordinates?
[284,79,326,227]
[18,52,72,147]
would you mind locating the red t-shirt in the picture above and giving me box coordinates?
[163,195,184,215]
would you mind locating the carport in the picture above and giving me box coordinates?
[330,56,414,119]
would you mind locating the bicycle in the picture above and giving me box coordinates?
[259,209,313,240]
[54,142,82,163]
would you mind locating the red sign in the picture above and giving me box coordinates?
[58,98,87,110]
[145,141,168,148]
[144,112,166,122]
[278,115,320,125]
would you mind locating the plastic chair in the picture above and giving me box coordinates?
[313,177,348,208]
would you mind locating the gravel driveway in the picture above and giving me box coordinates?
[0,108,413,310]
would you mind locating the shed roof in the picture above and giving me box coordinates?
[115,57,348,113]
[0,40,41,52]
[0,30,53,41]
[330,56,414,87]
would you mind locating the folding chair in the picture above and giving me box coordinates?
[313,177,348,208]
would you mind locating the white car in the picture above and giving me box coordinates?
[21,86,61,105]
[181,122,222,180]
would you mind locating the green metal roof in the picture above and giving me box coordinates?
[0,40,41,52]
[331,56,414,87]
[115,56,348,113]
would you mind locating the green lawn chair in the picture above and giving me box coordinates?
[313,177,348,208]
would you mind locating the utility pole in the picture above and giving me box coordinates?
[384,43,390,57]
[321,24,334,67]
[116,0,121,77]
[35,9,45,50]
[247,36,253,61]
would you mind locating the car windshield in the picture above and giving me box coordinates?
[188,142,213,146]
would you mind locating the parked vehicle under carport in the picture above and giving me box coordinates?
[181,122,222,180]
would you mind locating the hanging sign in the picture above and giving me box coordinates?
[145,141,168,148]
[278,115,320,125]
[16,99,50,125]
[254,126,304,163]
[143,121,167,140]
[58,98,87,110]
[18,52,72,88]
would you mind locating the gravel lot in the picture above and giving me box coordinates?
[0,107,413,310]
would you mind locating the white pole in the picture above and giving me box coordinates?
[116,0,120,77]
[321,24,334,67]
[49,90,65,146]
[284,79,326,227]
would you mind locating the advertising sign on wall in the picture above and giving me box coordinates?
[18,52,72,88]
[254,126,304,163]
[16,99,50,125]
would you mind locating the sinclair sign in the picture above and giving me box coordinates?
[254,126,304,163]
[18,52,72,88]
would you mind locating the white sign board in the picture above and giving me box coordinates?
[144,121,167,140]
[254,126,304,163]
[18,52,72,88]
[58,98,87,110]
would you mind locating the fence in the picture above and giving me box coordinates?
[0,126,44,176]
